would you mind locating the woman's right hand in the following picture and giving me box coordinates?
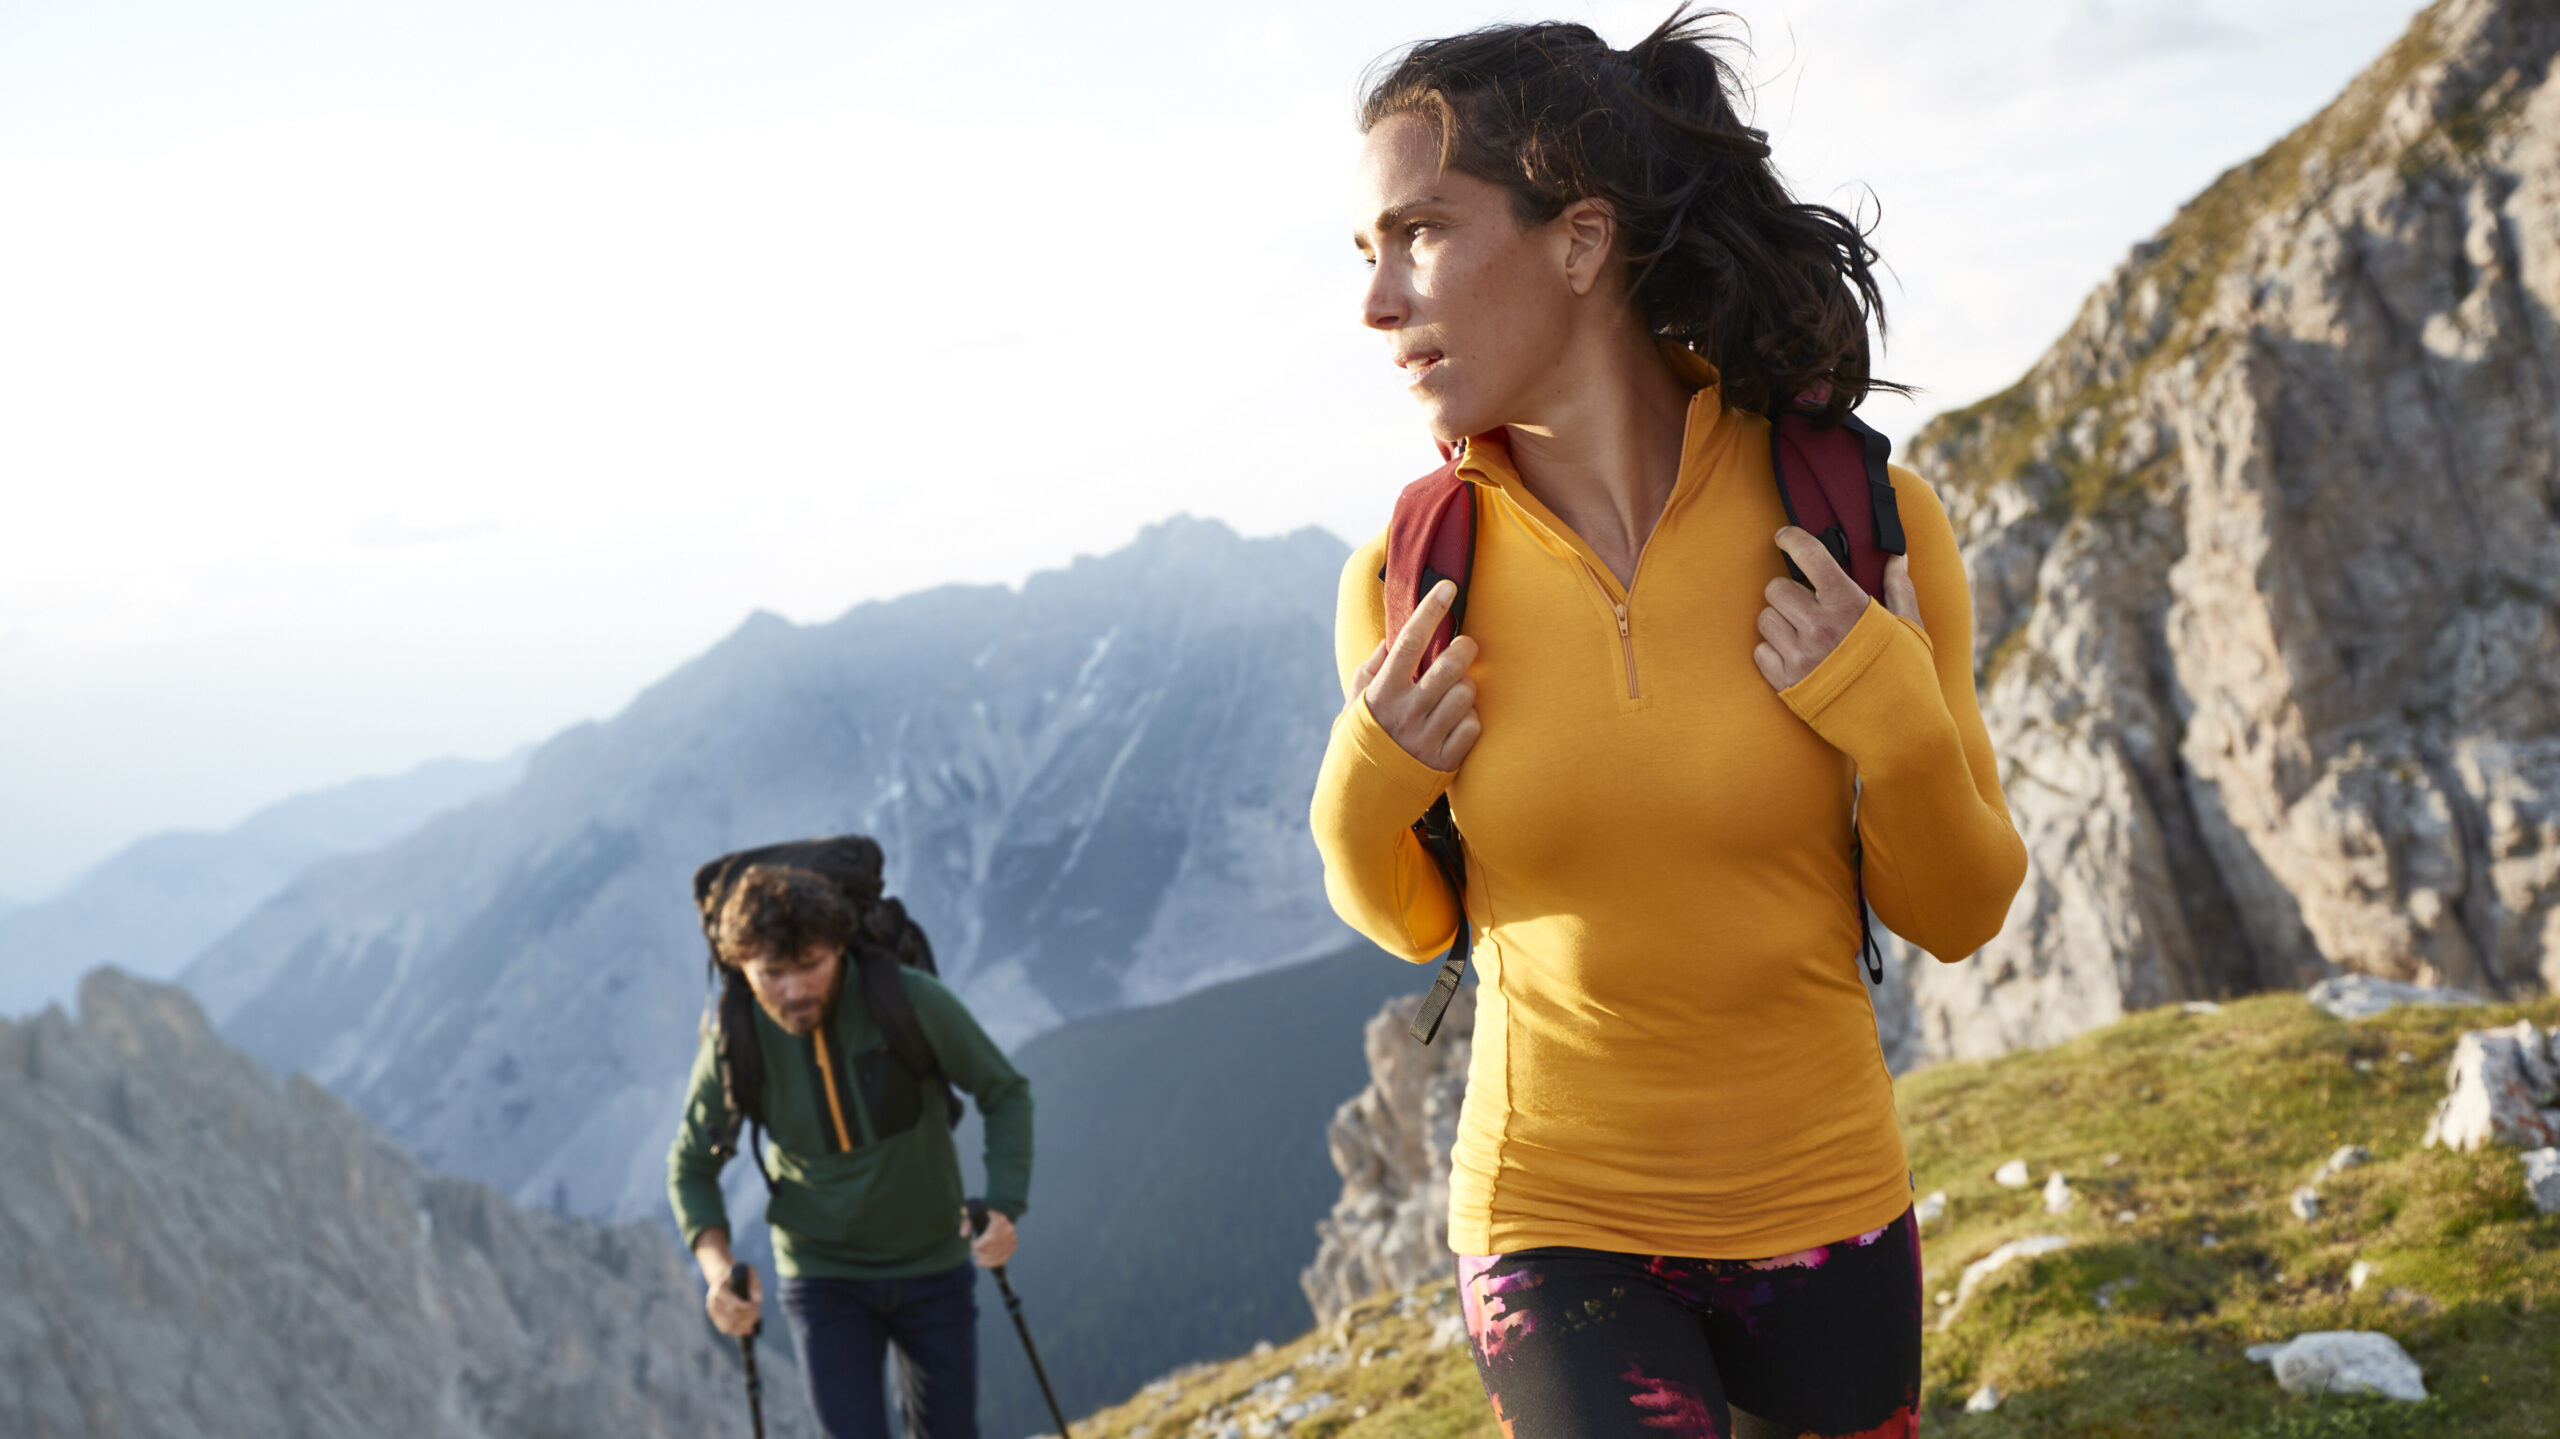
[1350,580,1482,771]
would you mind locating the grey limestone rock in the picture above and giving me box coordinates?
[0,968,811,1439]
[2522,1146,2560,1213]
[1300,985,1473,1326]
[2248,1330,2430,1401]
[1897,0,2560,1065]
[2306,973,2488,1020]
[2422,1018,2560,1149]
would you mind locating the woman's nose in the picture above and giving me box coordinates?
[1362,262,1408,332]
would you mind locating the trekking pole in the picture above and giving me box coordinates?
[966,1199,1073,1438]
[725,1262,766,1439]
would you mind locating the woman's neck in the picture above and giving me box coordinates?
[1502,325,1693,589]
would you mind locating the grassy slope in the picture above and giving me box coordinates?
[1070,994,2560,1438]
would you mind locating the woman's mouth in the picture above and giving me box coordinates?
[1397,351,1443,388]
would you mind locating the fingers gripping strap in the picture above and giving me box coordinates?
[1381,457,1475,677]
[1771,411,1903,597]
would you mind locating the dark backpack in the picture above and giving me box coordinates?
[691,835,962,1187]
[1383,408,1907,1045]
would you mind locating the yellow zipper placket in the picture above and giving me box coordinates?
[1577,558,1643,700]
[811,1027,856,1151]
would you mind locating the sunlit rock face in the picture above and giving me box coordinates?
[1896,0,2560,1063]
[0,969,813,1439]
[181,517,1355,1221]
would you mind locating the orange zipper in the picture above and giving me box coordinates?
[1578,558,1641,699]
[811,1027,856,1151]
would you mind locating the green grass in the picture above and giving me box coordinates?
[1069,994,2560,1437]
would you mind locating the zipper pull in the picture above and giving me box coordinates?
[1614,602,1630,638]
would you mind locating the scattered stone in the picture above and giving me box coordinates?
[2094,1278,2133,1311]
[1963,1384,2002,1414]
[2043,1171,2074,1215]
[1429,1311,1468,1351]
[1250,1340,1273,1358]
[2102,1153,2122,1168]
[2290,1186,2322,1221]
[2306,975,2486,1022]
[2115,1209,2137,1224]
[1937,1235,2072,1330]
[2199,1233,2222,1249]
[2246,1331,2428,1402]
[2384,1287,2441,1315]
[2313,1144,2371,1181]
[2523,1148,2560,1215]
[2422,1021,2560,1151]
[2353,1058,2375,1072]
[1934,1290,1953,1306]
[2348,1260,2373,1292]
[1993,1159,2031,1188]
[2182,1000,2222,1016]
[1914,1190,1947,1226]
[2395,1051,2415,1065]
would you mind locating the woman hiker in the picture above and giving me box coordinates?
[1311,10,2027,1437]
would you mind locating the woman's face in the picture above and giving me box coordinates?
[1353,113,1585,443]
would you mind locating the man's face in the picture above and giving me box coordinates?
[737,939,843,1036]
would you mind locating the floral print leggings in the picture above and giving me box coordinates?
[1458,1208,1921,1438]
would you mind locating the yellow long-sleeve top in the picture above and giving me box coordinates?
[1311,375,2027,1261]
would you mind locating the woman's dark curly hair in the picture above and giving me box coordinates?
[1360,6,1902,426]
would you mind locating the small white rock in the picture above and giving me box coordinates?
[2524,1147,2560,1215]
[1914,1190,1947,1226]
[2315,1144,2371,1180]
[1938,1235,2072,1331]
[1993,1159,2031,1188]
[2115,1209,2138,1224]
[2306,974,2485,1021]
[1429,1311,1468,1350]
[2248,1331,2428,1402]
[1934,1289,1953,1306]
[2290,1186,2322,1221]
[2043,1171,2075,1214]
[2102,1153,2122,1168]
[2348,1260,2373,1292]
[2199,1233,2222,1249]
[1963,1383,2002,1413]
[2182,1000,2221,1015]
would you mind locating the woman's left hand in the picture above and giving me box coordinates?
[1753,527,1924,690]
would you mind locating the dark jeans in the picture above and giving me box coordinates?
[1457,1208,1922,1438]
[780,1264,980,1439]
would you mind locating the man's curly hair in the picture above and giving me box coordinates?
[713,865,856,969]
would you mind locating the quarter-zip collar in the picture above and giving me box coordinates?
[1453,347,1735,702]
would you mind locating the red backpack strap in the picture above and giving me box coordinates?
[1770,410,1905,598]
[1380,442,1477,679]
[1377,441,1478,1045]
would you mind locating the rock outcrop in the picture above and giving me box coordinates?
[2422,1016,2560,1148]
[1896,0,2560,1061]
[0,969,808,1439]
[1300,986,1472,1325]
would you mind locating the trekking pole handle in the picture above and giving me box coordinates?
[725,1261,762,1339]
[965,1198,990,1237]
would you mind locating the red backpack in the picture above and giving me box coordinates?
[1382,409,1907,1043]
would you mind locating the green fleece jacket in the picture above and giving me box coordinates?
[667,966,1032,1279]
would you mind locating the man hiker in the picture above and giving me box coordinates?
[669,858,1033,1439]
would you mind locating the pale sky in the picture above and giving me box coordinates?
[0,0,2426,901]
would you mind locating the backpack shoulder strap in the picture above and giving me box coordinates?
[711,971,773,1191]
[1770,410,1905,598]
[1771,407,1909,989]
[854,901,966,1127]
[1380,445,1476,677]
[1378,444,1478,1045]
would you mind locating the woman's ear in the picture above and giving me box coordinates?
[1558,196,1618,297]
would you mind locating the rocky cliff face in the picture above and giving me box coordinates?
[1301,986,1471,1326]
[180,517,1353,1221]
[1896,0,2560,1062]
[0,969,807,1439]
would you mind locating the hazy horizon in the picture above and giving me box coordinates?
[2,0,2430,899]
